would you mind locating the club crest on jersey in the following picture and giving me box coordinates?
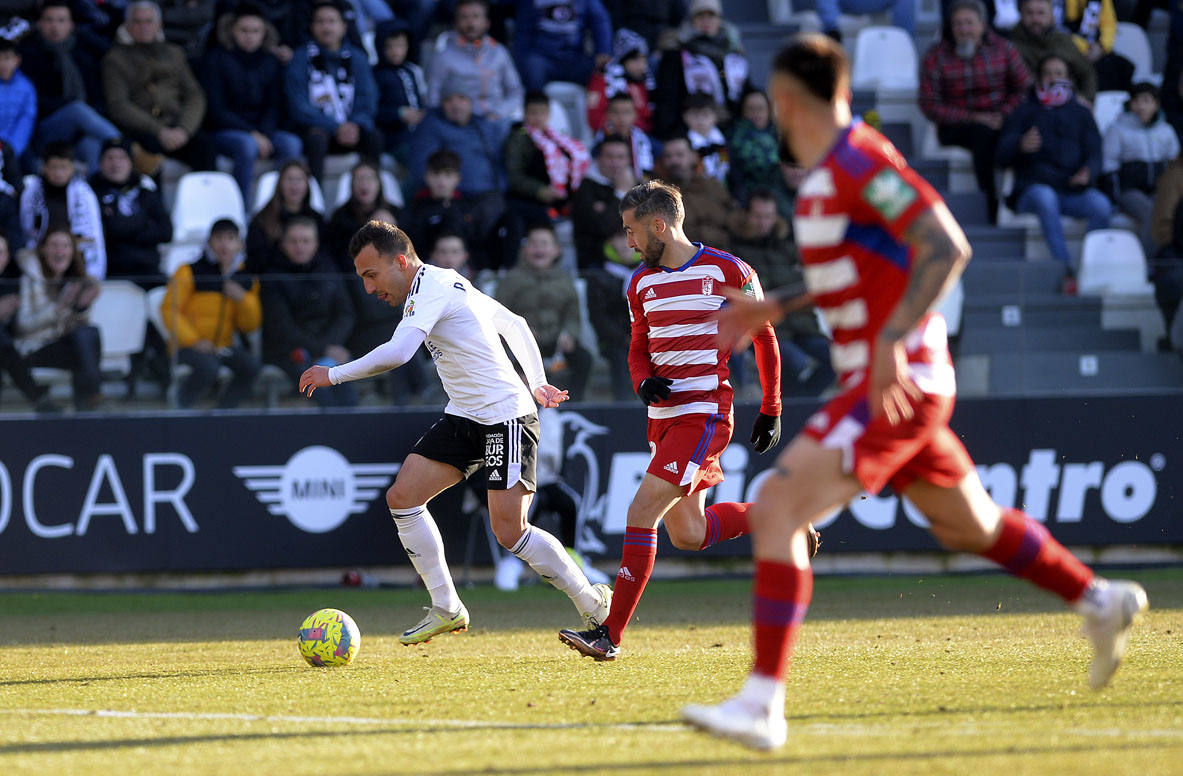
[862,168,916,221]
[701,277,714,296]
[404,300,415,317]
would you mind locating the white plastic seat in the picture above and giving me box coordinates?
[935,278,964,337]
[252,170,327,214]
[1113,22,1154,84]
[1093,90,1128,136]
[88,280,148,377]
[1077,229,1154,295]
[171,172,246,244]
[851,26,918,91]
[544,81,592,144]
[333,168,405,210]
[160,243,201,277]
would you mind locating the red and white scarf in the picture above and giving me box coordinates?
[525,126,590,198]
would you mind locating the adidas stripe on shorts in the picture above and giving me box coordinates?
[411,412,539,491]
[645,412,732,494]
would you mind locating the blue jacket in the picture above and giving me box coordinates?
[373,21,426,136]
[513,0,613,61]
[407,110,508,195]
[996,91,1103,195]
[284,41,378,132]
[0,71,36,156]
[200,27,287,134]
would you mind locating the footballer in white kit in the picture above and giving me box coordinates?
[300,221,612,645]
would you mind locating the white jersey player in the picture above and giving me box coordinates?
[300,221,611,644]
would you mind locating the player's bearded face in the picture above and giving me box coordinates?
[640,230,665,268]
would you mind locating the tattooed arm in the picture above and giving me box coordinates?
[870,203,972,423]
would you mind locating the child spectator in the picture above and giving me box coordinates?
[0,234,57,412]
[683,92,728,184]
[504,90,591,227]
[587,28,654,134]
[427,230,473,279]
[19,142,105,278]
[727,89,779,205]
[582,228,639,401]
[161,218,262,409]
[496,223,592,401]
[594,92,655,180]
[0,39,35,174]
[246,159,325,274]
[14,228,102,410]
[373,19,426,171]
[403,148,511,272]
[1102,83,1181,257]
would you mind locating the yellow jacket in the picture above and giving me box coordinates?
[162,256,261,350]
[1063,0,1117,53]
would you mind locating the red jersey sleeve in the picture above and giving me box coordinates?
[855,146,944,243]
[626,271,652,393]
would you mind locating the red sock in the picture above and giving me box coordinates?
[699,502,751,549]
[752,560,813,680]
[602,527,657,645]
[981,508,1093,602]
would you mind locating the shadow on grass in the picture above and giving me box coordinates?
[1,723,1177,768]
[2,568,1180,647]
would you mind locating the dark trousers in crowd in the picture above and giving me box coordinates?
[541,339,593,403]
[0,324,49,405]
[302,126,384,185]
[938,122,1002,223]
[176,345,260,408]
[124,129,216,175]
[27,325,102,409]
[529,480,580,548]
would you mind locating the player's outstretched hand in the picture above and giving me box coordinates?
[637,376,673,405]
[750,412,781,453]
[299,365,332,398]
[869,337,923,425]
[534,384,569,408]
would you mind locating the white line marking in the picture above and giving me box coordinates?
[0,708,680,732]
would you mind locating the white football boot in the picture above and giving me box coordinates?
[400,604,470,645]
[682,694,788,750]
[1076,578,1149,689]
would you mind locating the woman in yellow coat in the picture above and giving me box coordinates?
[161,219,262,408]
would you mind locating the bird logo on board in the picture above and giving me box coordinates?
[701,277,713,296]
[862,168,916,221]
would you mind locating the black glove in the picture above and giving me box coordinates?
[637,376,673,406]
[750,412,781,454]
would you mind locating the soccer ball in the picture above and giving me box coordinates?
[297,608,361,667]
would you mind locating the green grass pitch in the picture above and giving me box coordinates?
[1,568,1180,776]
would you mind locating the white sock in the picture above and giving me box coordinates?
[510,525,599,614]
[390,506,461,614]
[739,674,785,716]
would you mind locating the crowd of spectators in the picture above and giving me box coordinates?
[0,0,1179,412]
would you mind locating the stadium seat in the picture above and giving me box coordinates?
[851,27,918,91]
[544,81,592,144]
[1113,22,1156,84]
[160,243,200,278]
[1077,229,1154,295]
[1093,90,1128,136]
[252,169,327,215]
[333,168,405,210]
[921,123,972,163]
[935,278,964,337]
[171,172,246,244]
[88,280,148,378]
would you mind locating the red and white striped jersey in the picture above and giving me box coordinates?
[627,243,761,419]
[793,121,956,395]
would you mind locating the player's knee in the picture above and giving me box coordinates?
[665,522,701,551]
[386,482,412,510]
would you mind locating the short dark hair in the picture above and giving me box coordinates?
[619,180,684,225]
[43,140,74,162]
[771,34,850,103]
[1036,53,1072,83]
[524,90,549,109]
[454,0,487,14]
[311,0,345,19]
[283,215,320,238]
[593,133,631,158]
[209,218,240,239]
[526,221,557,240]
[683,92,716,113]
[39,1,73,19]
[233,1,266,20]
[747,187,778,208]
[426,149,461,174]
[607,92,636,106]
[350,219,416,260]
[0,38,18,55]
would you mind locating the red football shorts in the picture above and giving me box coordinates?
[646,411,733,493]
[803,387,974,494]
